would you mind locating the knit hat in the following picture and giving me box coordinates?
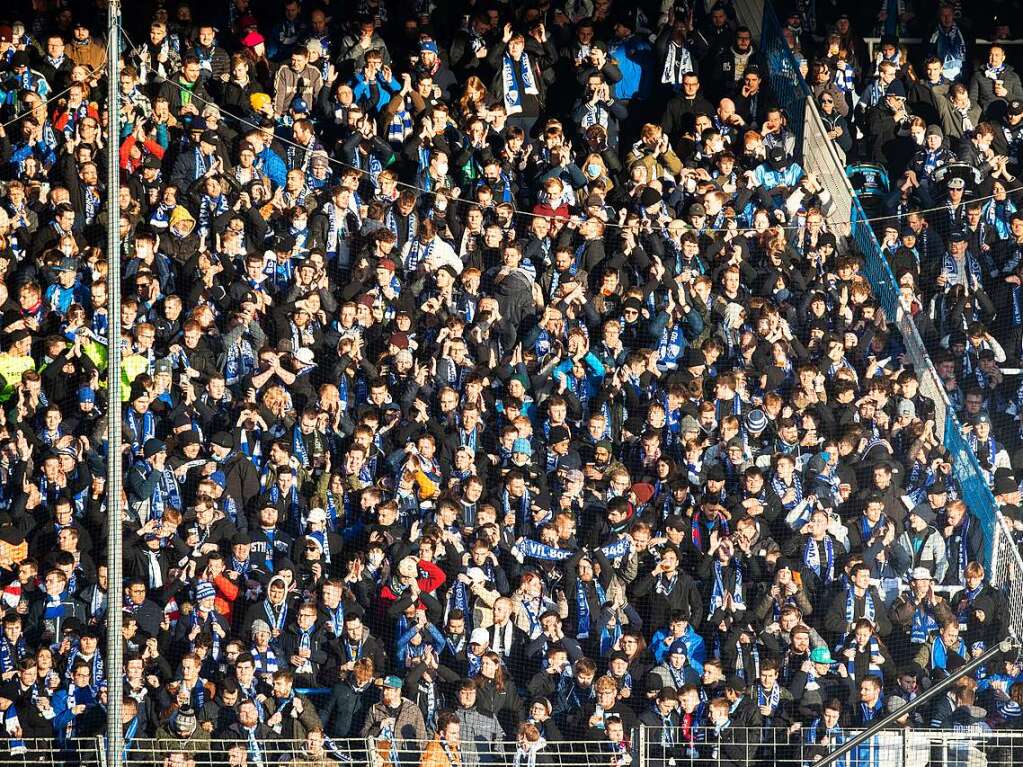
[251,619,271,635]
[195,581,216,601]
[142,438,166,459]
[173,705,198,734]
[512,438,533,456]
[241,31,265,49]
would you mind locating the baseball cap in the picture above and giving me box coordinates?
[142,438,166,458]
[909,503,936,524]
[897,399,916,419]
[307,508,327,524]
[469,628,490,646]
[810,647,834,664]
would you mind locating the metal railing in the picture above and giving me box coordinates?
[87,736,637,766]
[30,727,1023,766]
[640,725,1023,767]
[861,37,1023,65]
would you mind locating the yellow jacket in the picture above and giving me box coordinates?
[120,354,149,400]
[0,353,35,402]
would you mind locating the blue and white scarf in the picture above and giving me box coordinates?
[845,587,876,625]
[575,574,606,640]
[710,559,745,613]
[931,635,967,670]
[803,537,835,583]
[502,52,538,115]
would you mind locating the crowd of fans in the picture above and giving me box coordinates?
[0,0,1016,765]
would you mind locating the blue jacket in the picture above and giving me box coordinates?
[256,147,288,189]
[650,625,707,672]
[609,36,654,101]
[351,72,402,113]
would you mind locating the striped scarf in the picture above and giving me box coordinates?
[837,634,882,680]
[387,108,414,145]
[251,645,280,676]
[710,559,745,613]
[845,587,876,625]
[803,537,835,583]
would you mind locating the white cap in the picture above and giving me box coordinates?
[295,347,315,365]
[466,567,487,583]
[307,508,327,524]
[469,627,490,646]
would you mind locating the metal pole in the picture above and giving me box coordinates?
[104,0,124,763]
[815,636,1018,767]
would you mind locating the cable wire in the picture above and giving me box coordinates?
[120,26,1013,239]
[0,60,109,134]
[116,24,825,234]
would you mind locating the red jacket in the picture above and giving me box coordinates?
[212,572,240,623]
[377,558,446,610]
[119,134,165,173]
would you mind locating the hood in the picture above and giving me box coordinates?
[168,205,196,237]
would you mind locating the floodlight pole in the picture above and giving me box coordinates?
[104,0,124,762]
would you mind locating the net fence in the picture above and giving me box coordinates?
[755,0,1015,582]
[27,727,1023,767]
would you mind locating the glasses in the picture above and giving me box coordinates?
[820,99,833,104]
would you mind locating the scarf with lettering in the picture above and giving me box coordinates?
[0,635,26,674]
[661,40,694,86]
[65,649,104,687]
[575,573,606,640]
[911,598,940,643]
[502,52,538,115]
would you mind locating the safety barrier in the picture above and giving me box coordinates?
[43,726,1023,766]
[639,725,1023,767]
[71,735,638,766]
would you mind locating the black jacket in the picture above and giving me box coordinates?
[320,678,380,738]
